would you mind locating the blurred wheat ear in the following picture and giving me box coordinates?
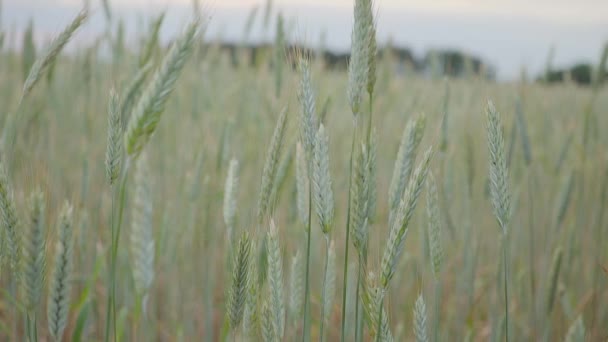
[22,9,88,101]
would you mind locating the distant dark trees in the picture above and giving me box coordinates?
[543,64,593,84]
[540,43,607,86]
[208,41,494,79]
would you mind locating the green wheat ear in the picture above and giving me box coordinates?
[388,114,426,217]
[130,153,155,298]
[312,123,334,234]
[267,220,285,339]
[380,147,433,288]
[224,158,239,241]
[23,190,46,311]
[105,88,122,186]
[124,18,200,158]
[47,202,74,342]
[297,58,318,163]
[295,142,310,227]
[486,101,511,234]
[348,0,375,115]
[22,9,88,100]
[258,107,288,223]
[0,161,20,273]
[228,231,251,330]
[288,249,304,327]
[413,294,429,342]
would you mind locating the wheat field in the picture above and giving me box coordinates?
[0,1,607,341]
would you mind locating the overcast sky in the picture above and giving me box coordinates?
[4,0,608,80]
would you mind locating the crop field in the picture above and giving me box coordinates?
[0,1,607,341]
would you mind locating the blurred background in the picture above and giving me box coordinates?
[4,0,608,81]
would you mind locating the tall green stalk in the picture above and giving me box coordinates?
[302,183,312,341]
[340,117,358,342]
[319,236,330,341]
[106,159,130,342]
[502,234,509,342]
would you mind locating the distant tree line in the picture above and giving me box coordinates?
[209,41,496,80]
[540,43,608,86]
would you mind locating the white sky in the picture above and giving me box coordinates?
[4,0,608,80]
[49,0,608,24]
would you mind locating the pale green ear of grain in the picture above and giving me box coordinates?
[105,88,122,185]
[258,108,288,223]
[139,12,166,68]
[224,158,239,240]
[347,0,374,115]
[23,190,46,311]
[361,272,393,341]
[0,162,21,272]
[124,18,200,157]
[381,147,433,288]
[267,220,285,339]
[22,9,88,100]
[312,123,334,234]
[351,143,369,255]
[295,142,310,227]
[273,14,285,98]
[388,114,426,215]
[130,153,155,298]
[47,202,74,341]
[426,172,443,278]
[228,231,251,329]
[564,315,585,342]
[119,63,154,129]
[22,19,37,84]
[413,294,429,342]
[297,58,318,162]
[486,101,511,234]
[242,248,259,338]
[261,301,274,341]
